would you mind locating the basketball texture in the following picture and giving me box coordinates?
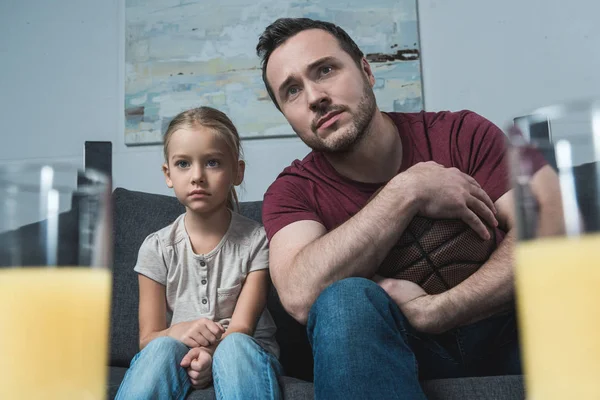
[377,216,496,294]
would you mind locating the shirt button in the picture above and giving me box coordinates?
[201,279,207,285]
[200,261,206,267]
[202,298,207,305]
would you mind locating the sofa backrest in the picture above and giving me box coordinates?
[110,188,313,381]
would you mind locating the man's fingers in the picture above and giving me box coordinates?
[462,173,482,189]
[462,209,491,240]
[470,185,497,214]
[467,197,498,228]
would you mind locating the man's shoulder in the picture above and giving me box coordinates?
[278,151,320,176]
[388,110,497,147]
[387,109,480,129]
[265,151,323,193]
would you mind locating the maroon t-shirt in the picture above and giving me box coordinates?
[262,110,514,242]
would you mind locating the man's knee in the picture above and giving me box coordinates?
[307,277,405,336]
[310,277,389,318]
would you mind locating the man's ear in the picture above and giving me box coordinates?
[361,58,376,87]
[234,160,245,186]
[162,163,173,188]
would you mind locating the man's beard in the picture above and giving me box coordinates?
[303,79,377,154]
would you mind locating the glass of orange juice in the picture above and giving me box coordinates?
[510,99,600,399]
[0,163,112,400]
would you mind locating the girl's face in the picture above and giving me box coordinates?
[162,125,244,215]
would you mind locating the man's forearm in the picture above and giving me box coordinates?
[436,230,516,330]
[288,181,420,321]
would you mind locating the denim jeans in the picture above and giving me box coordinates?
[307,277,521,400]
[213,333,284,400]
[115,333,283,400]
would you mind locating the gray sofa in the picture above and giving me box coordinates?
[107,187,525,399]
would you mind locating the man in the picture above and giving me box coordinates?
[256,17,561,399]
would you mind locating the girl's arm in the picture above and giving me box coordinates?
[138,274,225,349]
[138,274,169,349]
[222,269,269,339]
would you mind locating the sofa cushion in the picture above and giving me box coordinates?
[422,375,524,400]
[110,188,185,366]
[108,366,524,400]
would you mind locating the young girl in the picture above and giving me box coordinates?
[116,107,283,400]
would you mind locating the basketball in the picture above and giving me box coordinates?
[376,216,496,294]
[367,185,497,294]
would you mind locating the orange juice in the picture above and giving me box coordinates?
[516,235,600,399]
[0,268,111,400]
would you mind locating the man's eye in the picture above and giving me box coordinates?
[175,160,190,168]
[207,159,220,167]
[287,86,299,96]
[320,66,333,75]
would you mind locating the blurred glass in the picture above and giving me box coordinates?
[0,163,112,400]
[510,99,600,399]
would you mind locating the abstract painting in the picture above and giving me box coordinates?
[125,0,423,145]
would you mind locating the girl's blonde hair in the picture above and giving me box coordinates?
[163,106,242,211]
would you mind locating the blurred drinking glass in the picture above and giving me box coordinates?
[510,99,600,399]
[0,163,112,400]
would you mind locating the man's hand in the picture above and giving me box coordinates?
[180,346,214,389]
[167,318,225,348]
[375,277,453,334]
[399,161,498,240]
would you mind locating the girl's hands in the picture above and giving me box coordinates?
[180,346,214,389]
[167,318,225,347]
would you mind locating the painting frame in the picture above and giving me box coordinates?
[125,0,423,145]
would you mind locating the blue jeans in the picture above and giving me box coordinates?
[213,333,284,400]
[115,334,283,400]
[307,278,521,400]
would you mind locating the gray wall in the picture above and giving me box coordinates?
[2,0,599,201]
[418,0,600,125]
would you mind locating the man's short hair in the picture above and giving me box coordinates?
[256,18,364,110]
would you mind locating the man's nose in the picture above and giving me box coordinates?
[307,83,330,112]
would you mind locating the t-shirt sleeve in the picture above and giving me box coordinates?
[454,111,545,203]
[247,226,269,273]
[133,233,168,285]
[262,176,322,241]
